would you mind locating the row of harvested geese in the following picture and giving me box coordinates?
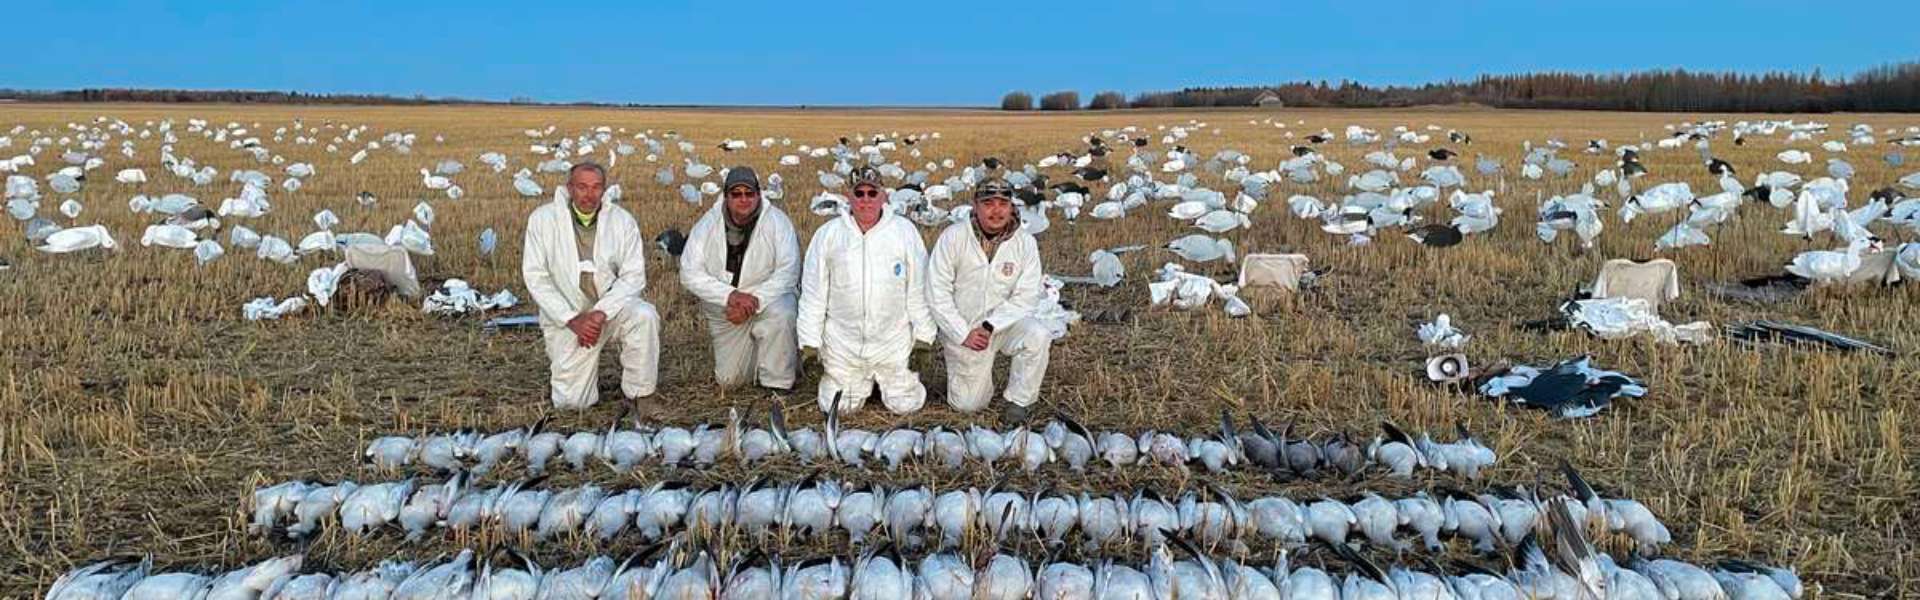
[250,465,1671,556]
[57,500,1795,600]
[365,410,1498,480]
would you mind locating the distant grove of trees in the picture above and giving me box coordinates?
[1039,91,1080,111]
[1013,62,1920,113]
[1087,91,1126,110]
[1000,91,1034,111]
[5,63,1916,112]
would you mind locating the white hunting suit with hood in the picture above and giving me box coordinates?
[678,196,801,388]
[926,220,1050,411]
[521,188,660,408]
[797,210,936,414]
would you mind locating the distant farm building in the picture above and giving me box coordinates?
[1253,90,1284,107]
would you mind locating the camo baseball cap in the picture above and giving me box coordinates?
[849,166,884,190]
[973,178,1014,202]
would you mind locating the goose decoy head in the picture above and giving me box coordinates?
[654,228,687,257]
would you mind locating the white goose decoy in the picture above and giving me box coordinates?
[419,168,452,190]
[1288,194,1327,219]
[1620,182,1693,223]
[685,158,713,179]
[1657,222,1712,250]
[1786,238,1873,283]
[1193,209,1251,233]
[513,177,543,197]
[1782,190,1833,239]
[38,224,117,253]
[1166,234,1235,263]
[141,224,198,249]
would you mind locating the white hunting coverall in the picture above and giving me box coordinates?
[926,222,1050,411]
[521,191,660,409]
[678,197,801,389]
[797,211,935,414]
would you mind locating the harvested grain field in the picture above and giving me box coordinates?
[3,103,1916,598]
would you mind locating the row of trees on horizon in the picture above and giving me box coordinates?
[1004,62,1920,113]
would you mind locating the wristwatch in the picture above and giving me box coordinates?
[981,321,995,333]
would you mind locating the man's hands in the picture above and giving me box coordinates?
[963,326,993,351]
[568,310,608,347]
[724,290,761,325]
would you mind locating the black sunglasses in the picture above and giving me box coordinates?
[852,188,882,198]
[727,189,758,198]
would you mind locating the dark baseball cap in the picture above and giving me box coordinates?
[723,166,761,193]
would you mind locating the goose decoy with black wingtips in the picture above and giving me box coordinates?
[1707,157,1736,176]
[1369,421,1425,477]
[1406,223,1463,247]
[1428,148,1458,161]
[1306,133,1331,144]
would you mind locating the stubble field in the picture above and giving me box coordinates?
[1,103,1915,597]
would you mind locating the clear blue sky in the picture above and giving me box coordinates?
[6,0,1916,106]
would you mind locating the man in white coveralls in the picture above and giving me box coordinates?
[796,166,936,414]
[926,178,1050,422]
[521,162,661,410]
[679,166,801,390]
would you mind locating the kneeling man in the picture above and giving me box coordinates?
[926,179,1051,421]
[680,167,800,390]
[797,167,935,414]
[522,162,660,409]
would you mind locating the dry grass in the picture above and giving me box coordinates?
[1,103,1915,597]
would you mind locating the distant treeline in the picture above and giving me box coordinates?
[1013,62,1920,113]
[0,88,508,105]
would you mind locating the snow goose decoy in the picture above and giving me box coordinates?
[1786,238,1874,283]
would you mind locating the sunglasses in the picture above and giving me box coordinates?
[727,189,758,199]
[852,188,882,199]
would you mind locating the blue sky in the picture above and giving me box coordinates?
[6,1,1916,106]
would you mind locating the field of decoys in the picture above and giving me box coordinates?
[8,102,1919,599]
